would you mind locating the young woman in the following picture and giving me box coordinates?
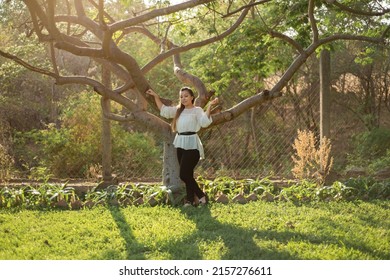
[146,87,219,206]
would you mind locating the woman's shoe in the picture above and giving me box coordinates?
[183,200,193,208]
[198,196,208,206]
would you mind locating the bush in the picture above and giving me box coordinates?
[348,128,390,173]
[13,92,161,179]
[291,129,334,184]
[353,128,390,159]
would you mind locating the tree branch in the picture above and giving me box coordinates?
[327,0,390,17]
[0,49,57,78]
[308,0,319,42]
[211,90,282,126]
[173,54,211,107]
[317,33,386,46]
[222,0,272,18]
[54,41,105,57]
[268,30,305,54]
[142,6,250,73]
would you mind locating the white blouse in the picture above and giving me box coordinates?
[160,105,212,159]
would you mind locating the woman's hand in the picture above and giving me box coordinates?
[146,88,158,98]
[209,97,219,106]
[146,88,163,110]
[206,97,219,118]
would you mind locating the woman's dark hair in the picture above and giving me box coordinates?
[172,87,195,132]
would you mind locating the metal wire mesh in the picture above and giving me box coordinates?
[112,87,381,182]
[109,89,324,182]
[2,81,386,182]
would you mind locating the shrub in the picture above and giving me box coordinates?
[291,129,334,184]
[13,92,161,179]
[348,128,390,173]
[352,128,390,159]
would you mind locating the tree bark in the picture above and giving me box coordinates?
[162,141,182,191]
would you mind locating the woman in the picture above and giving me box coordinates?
[146,87,219,206]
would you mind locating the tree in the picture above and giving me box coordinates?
[0,0,389,186]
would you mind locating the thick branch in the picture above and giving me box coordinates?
[211,90,281,126]
[23,0,50,41]
[317,33,386,46]
[55,41,104,57]
[0,49,57,78]
[173,55,211,107]
[101,111,135,122]
[271,33,386,95]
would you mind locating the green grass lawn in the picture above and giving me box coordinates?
[0,200,389,260]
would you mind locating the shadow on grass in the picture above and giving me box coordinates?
[173,206,300,260]
[104,207,147,260]
[106,205,297,260]
[175,205,389,260]
[106,203,388,260]
[309,216,390,260]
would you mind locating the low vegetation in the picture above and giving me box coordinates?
[0,176,389,210]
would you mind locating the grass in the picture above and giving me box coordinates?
[0,200,389,260]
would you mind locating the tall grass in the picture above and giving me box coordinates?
[0,200,388,260]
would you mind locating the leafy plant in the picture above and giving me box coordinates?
[1,176,389,210]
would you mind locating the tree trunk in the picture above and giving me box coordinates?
[162,141,184,204]
[162,141,181,187]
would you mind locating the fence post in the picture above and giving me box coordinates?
[320,49,331,140]
[101,66,113,185]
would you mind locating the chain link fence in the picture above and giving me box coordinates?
[113,83,388,182]
[1,78,388,183]
[102,87,365,182]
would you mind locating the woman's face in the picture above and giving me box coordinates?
[180,90,194,107]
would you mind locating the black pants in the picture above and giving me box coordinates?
[177,148,205,204]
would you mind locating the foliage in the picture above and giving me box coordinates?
[0,183,78,210]
[111,129,161,179]
[1,176,388,210]
[347,128,390,173]
[190,17,290,99]
[0,182,173,210]
[291,129,334,184]
[13,92,161,178]
[368,150,390,172]
[351,127,390,159]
